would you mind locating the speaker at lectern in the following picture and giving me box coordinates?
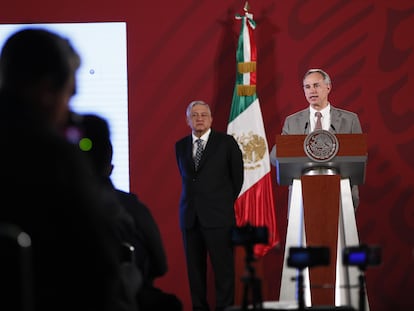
[274,130,368,311]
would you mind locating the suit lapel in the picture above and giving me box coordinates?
[330,107,340,133]
[298,109,310,134]
[295,106,342,134]
[196,130,216,171]
[184,135,196,171]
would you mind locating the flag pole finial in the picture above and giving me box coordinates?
[244,1,249,13]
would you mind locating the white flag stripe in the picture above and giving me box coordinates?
[227,98,271,196]
[242,17,251,85]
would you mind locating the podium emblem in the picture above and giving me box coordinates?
[304,130,339,162]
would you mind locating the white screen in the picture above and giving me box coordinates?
[0,22,130,192]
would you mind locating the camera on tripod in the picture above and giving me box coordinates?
[343,244,381,270]
[231,223,268,247]
[230,223,268,311]
[287,246,330,270]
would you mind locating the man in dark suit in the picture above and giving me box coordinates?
[175,100,244,311]
[270,68,362,208]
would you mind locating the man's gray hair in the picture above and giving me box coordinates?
[186,100,211,117]
[303,68,332,85]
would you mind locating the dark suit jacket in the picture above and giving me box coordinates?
[175,129,244,230]
[0,94,137,311]
[115,189,168,286]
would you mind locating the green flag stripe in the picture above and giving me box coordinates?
[228,88,257,123]
[229,14,257,123]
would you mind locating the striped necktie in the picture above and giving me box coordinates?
[194,139,203,170]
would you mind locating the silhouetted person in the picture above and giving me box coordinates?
[0,28,139,311]
[77,113,182,311]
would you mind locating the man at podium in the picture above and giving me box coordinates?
[270,68,363,208]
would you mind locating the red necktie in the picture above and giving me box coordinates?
[315,111,322,131]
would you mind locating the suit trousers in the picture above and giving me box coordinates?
[182,222,235,311]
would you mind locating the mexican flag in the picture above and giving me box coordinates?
[227,4,279,257]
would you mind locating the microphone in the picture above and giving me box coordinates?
[304,122,308,134]
[330,124,336,133]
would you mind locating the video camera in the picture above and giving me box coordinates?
[287,246,330,270]
[231,224,268,247]
[343,244,381,269]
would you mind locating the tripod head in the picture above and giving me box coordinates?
[231,223,268,263]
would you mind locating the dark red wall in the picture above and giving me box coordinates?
[2,1,414,310]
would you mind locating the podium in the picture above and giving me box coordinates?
[274,132,368,310]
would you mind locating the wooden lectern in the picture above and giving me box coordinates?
[274,133,368,310]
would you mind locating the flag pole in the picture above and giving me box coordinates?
[244,1,249,13]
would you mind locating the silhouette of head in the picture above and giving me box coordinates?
[77,113,114,178]
[0,28,81,129]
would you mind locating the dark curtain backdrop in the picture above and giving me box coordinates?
[2,1,414,310]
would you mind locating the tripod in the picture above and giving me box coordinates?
[357,269,367,311]
[296,270,306,311]
[240,244,263,311]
